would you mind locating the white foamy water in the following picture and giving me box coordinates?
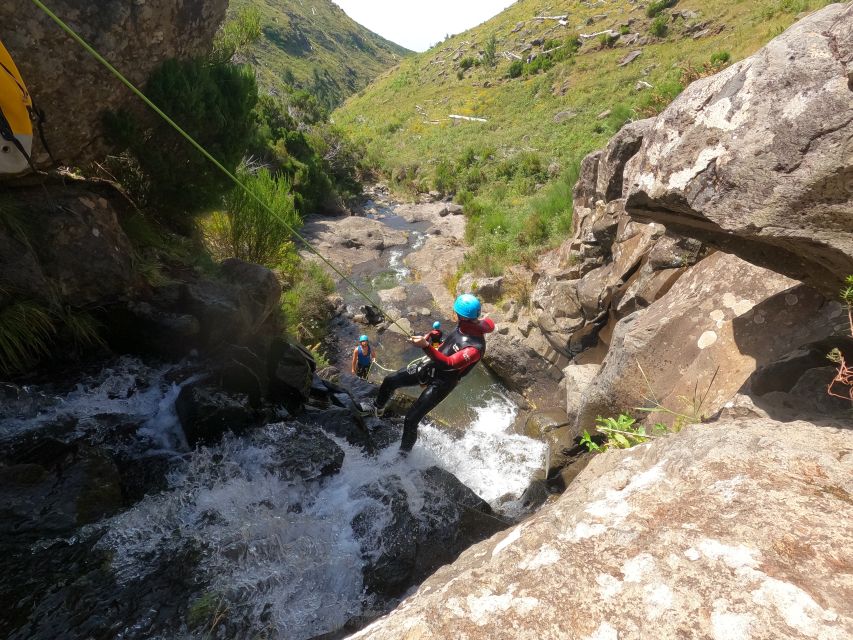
[419,388,547,513]
[388,248,411,281]
[7,359,547,638]
[0,357,192,451]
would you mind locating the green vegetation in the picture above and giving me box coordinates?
[104,58,259,231]
[650,15,669,38]
[646,0,677,18]
[203,168,300,267]
[280,260,336,345]
[580,414,663,452]
[826,275,853,403]
[0,296,104,376]
[333,0,838,277]
[227,0,411,109]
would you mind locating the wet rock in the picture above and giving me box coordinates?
[523,409,570,440]
[115,451,182,505]
[267,338,316,411]
[252,422,345,480]
[302,406,374,450]
[0,447,122,535]
[352,466,504,597]
[563,363,599,424]
[175,382,257,446]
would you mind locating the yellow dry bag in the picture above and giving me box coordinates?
[0,38,34,175]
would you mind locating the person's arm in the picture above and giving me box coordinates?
[351,348,357,373]
[370,347,376,362]
[422,344,481,370]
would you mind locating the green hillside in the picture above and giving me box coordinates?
[333,0,840,276]
[229,0,411,109]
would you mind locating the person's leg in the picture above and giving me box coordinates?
[356,366,369,379]
[375,368,420,408]
[400,379,456,452]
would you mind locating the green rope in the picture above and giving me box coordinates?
[29,0,414,338]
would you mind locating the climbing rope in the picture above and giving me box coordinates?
[29,0,414,339]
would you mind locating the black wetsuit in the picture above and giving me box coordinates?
[375,323,487,452]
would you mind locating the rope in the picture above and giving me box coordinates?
[371,360,397,373]
[29,0,414,339]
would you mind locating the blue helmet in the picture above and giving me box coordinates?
[359,335,369,342]
[453,293,481,320]
[432,321,441,329]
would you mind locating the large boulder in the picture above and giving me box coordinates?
[626,3,853,298]
[351,466,504,597]
[0,0,227,168]
[576,251,846,431]
[349,417,853,639]
[0,181,135,305]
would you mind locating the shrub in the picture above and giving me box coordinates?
[646,0,677,18]
[433,160,456,193]
[650,15,669,37]
[204,168,300,267]
[456,69,465,80]
[710,51,731,66]
[599,33,619,48]
[507,59,524,78]
[620,25,631,35]
[482,34,498,67]
[459,56,475,71]
[104,58,258,230]
[213,6,262,61]
[280,260,335,343]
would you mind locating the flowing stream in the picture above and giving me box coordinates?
[0,196,546,640]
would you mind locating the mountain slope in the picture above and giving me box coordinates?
[229,0,411,108]
[333,0,841,275]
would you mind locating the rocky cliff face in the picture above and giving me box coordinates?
[484,3,852,442]
[626,2,853,298]
[0,0,227,168]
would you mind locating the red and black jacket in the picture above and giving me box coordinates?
[421,318,495,382]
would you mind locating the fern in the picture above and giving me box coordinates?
[0,301,56,374]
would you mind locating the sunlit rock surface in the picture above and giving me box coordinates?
[626,3,853,297]
[351,417,853,640]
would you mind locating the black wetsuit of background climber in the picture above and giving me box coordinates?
[375,320,491,452]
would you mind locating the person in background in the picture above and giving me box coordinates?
[363,294,494,455]
[351,335,375,380]
[430,320,442,347]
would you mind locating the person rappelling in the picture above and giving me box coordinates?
[351,334,376,380]
[362,294,495,455]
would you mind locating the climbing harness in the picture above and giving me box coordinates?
[28,0,413,338]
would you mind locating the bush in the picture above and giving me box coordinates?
[280,260,335,343]
[650,15,669,37]
[599,33,619,48]
[459,57,475,71]
[646,0,677,18]
[104,58,258,230]
[204,168,300,267]
[710,51,731,66]
[482,34,498,67]
[433,160,456,193]
[507,59,524,78]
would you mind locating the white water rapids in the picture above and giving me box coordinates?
[4,358,546,639]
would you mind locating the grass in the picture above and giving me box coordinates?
[333,0,840,277]
[226,0,411,109]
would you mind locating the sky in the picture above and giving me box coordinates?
[331,0,517,52]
